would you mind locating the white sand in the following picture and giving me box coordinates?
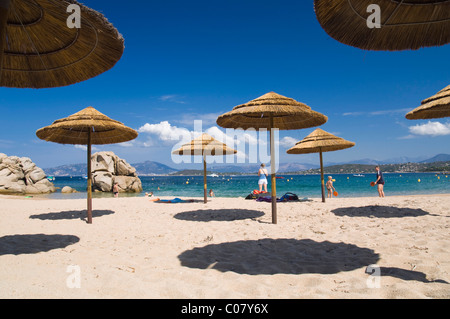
[0,194,449,299]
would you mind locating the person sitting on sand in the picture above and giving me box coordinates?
[258,163,268,193]
[113,182,119,198]
[145,192,154,198]
[209,189,215,197]
[326,176,335,198]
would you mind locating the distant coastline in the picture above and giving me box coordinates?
[45,160,450,177]
[295,161,450,175]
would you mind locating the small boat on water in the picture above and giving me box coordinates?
[208,173,219,177]
[353,174,365,177]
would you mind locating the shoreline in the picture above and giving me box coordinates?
[45,171,450,177]
[1,191,450,201]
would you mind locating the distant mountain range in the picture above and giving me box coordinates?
[299,161,450,175]
[44,163,87,176]
[44,161,177,176]
[44,154,450,176]
[420,154,450,163]
[132,161,178,175]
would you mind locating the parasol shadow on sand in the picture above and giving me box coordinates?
[314,0,450,51]
[406,84,450,120]
[173,209,265,222]
[36,106,138,224]
[29,209,115,221]
[0,0,124,88]
[179,238,448,283]
[217,92,327,224]
[287,128,355,203]
[178,238,379,275]
[331,205,433,218]
[172,133,237,204]
[0,234,80,255]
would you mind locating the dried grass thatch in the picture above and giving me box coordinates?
[287,128,355,202]
[36,106,137,224]
[0,0,124,88]
[287,128,355,154]
[36,106,138,145]
[217,92,327,224]
[314,0,450,51]
[216,92,328,130]
[406,84,450,119]
[172,133,237,156]
[172,133,236,204]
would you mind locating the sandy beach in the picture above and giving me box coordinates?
[0,194,449,299]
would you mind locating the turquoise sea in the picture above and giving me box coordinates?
[44,173,450,199]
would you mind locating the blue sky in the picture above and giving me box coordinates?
[0,0,449,169]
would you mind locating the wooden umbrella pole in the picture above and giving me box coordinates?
[0,0,12,83]
[319,148,325,203]
[87,128,93,224]
[203,154,207,204]
[270,115,277,224]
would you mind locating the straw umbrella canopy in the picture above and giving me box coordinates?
[0,0,124,88]
[314,0,450,51]
[406,85,450,120]
[36,106,138,224]
[172,133,237,204]
[217,92,328,224]
[287,128,355,203]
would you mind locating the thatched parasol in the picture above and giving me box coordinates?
[172,133,237,203]
[406,84,450,120]
[287,128,355,202]
[36,106,138,223]
[314,0,450,51]
[0,0,124,88]
[217,92,328,224]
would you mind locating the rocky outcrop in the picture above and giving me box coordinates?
[91,152,142,193]
[61,186,78,194]
[0,153,56,194]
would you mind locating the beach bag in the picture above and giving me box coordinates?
[285,192,299,201]
[245,193,257,200]
[279,192,299,202]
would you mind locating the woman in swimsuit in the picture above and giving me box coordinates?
[258,164,268,193]
[375,166,385,198]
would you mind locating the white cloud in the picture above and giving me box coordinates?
[176,113,222,127]
[343,108,411,117]
[369,108,411,116]
[74,145,99,151]
[278,136,298,148]
[343,111,365,116]
[138,121,192,143]
[408,121,450,137]
[138,121,278,164]
[206,126,237,146]
[117,141,135,148]
[397,134,416,140]
[206,126,269,147]
[159,94,186,104]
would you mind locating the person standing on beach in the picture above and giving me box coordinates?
[258,164,269,193]
[113,182,119,198]
[326,176,335,198]
[375,166,385,197]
